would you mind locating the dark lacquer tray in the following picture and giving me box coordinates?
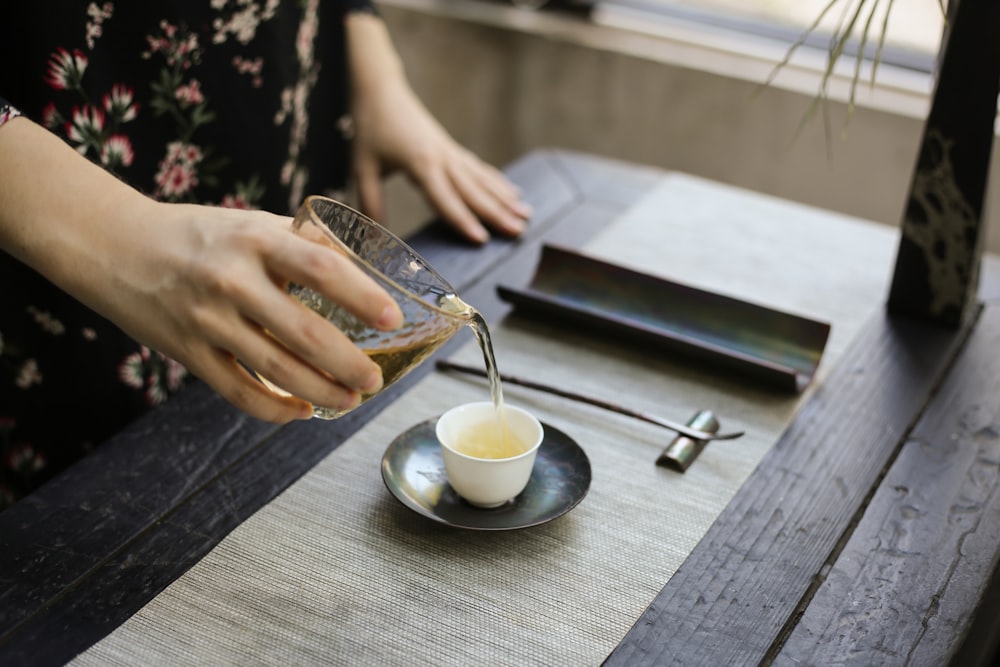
[496,245,831,393]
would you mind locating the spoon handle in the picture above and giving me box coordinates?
[435,360,744,442]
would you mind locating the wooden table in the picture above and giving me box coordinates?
[2,150,1000,666]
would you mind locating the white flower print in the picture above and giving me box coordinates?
[41,103,61,129]
[27,306,66,335]
[175,80,205,106]
[118,347,188,405]
[212,0,279,45]
[66,104,107,155]
[165,357,188,391]
[46,48,88,90]
[85,2,114,50]
[119,351,146,389]
[16,360,42,389]
[101,134,135,168]
[146,378,168,406]
[103,84,139,123]
[279,0,320,212]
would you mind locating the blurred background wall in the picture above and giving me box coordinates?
[374,0,1000,255]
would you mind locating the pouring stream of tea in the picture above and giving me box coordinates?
[440,294,513,450]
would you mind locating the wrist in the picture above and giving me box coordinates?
[345,11,408,99]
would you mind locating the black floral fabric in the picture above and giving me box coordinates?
[0,0,374,509]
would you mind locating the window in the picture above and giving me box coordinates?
[590,0,945,73]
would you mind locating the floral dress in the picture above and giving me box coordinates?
[0,0,374,509]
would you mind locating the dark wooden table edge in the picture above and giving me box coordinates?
[774,303,1000,665]
[604,296,1000,666]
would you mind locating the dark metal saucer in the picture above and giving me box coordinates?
[381,418,591,530]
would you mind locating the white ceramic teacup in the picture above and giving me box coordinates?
[436,402,544,508]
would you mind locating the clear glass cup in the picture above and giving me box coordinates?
[262,195,474,419]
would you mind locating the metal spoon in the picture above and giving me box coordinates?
[435,360,745,442]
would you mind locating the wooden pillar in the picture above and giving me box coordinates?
[887,0,1000,326]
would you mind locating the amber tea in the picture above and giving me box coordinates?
[452,418,529,459]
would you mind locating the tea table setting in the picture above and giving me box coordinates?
[3,149,1000,666]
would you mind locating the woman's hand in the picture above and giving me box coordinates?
[345,12,532,244]
[100,201,404,422]
[0,117,403,423]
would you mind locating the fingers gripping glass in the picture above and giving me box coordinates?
[258,196,473,419]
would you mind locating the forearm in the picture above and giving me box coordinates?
[0,116,156,311]
[0,114,399,421]
[344,11,408,103]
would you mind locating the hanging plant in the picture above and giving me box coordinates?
[766,0,947,145]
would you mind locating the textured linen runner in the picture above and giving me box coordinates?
[73,174,899,666]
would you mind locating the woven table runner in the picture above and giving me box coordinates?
[73,174,898,666]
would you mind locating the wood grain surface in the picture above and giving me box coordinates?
[605,303,999,666]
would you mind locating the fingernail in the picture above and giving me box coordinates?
[297,402,315,420]
[339,389,363,411]
[472,228,490,245]
[360,368,383,394]
[376,303,403,329]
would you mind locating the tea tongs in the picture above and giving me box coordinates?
[435,360,745,442]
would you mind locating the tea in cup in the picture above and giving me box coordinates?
[436,402,543,508]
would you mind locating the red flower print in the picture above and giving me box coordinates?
[65,104,106,151]
[220,175,265,210]
[164,140,203,166]
[144,21,201,69]
[175,80,205,106]
[46,48,89,91]
[0,104,20,127]
[221,193,251,209]
[232,56,264,88]
[155,163,199,198]
[101,134,135,168]
[103,84,139,123]
[41,102,62,129]
[183,145,202,163]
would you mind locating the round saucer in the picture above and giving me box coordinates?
[381,418,591,530]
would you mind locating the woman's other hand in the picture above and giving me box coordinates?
[345,12,532,245]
